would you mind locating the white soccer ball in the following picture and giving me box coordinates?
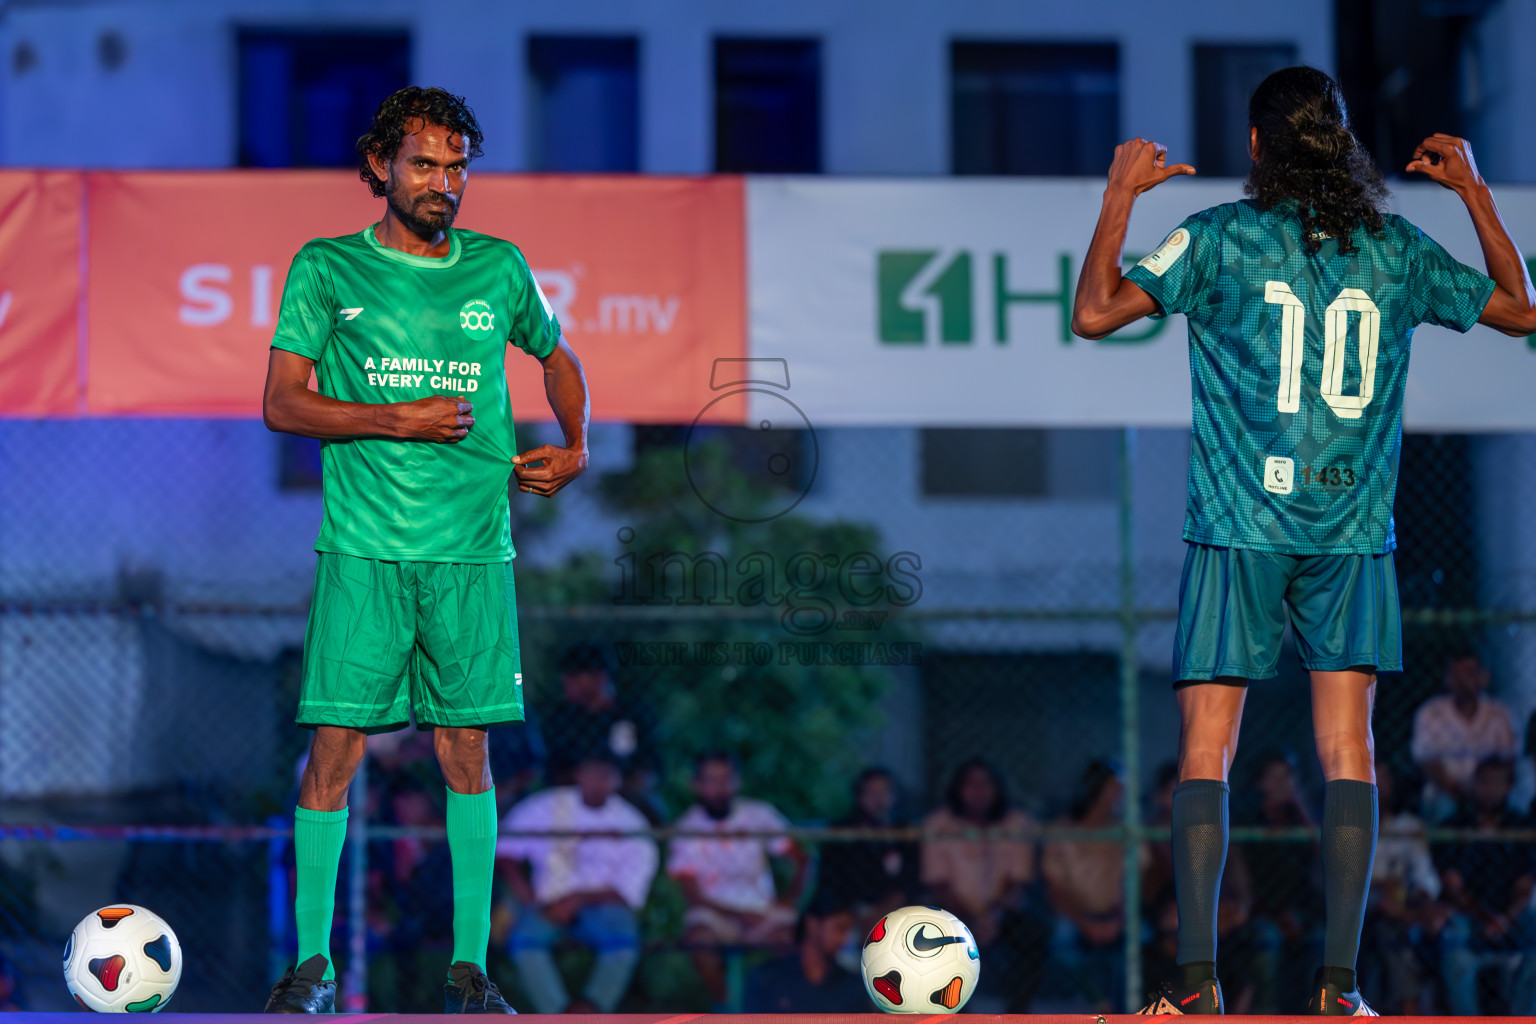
[860,904,980,1014]
[63,905,182,1012]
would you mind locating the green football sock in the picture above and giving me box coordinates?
[446,787,499,972]
[293,806,349,981]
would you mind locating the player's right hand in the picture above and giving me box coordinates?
[396,394,474,442]
[1105,138,1196,198]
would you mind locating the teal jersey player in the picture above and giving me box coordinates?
[1124,200,1494,555]
[1074,67,1536,1019]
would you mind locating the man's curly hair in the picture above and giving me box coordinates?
[1244,66,1388,255]
[355,86,485,197]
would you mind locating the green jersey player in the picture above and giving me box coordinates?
[1073,67,1536,1016]
[260,87,590,1014]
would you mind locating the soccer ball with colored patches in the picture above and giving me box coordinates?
[860,905,979,1014]
[63,905,182,1012]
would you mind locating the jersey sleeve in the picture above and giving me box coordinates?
[1410,226,1495,332]
[507,245,561,359]
[269,247,335,360]
[1123,214,1217,319]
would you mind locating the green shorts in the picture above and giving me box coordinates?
[297,552,525,733]
[1173,542,1402,685]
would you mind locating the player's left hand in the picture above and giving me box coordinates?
[1406,134,1486,194]
[513,443,588,497]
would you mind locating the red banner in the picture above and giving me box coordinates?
[0,172,82,416]
[83,172,746,422]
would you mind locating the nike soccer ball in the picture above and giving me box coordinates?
[860,905,979,1013]
[63,905,182,1012]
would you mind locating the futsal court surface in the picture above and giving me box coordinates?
[5,1015,1526,1023]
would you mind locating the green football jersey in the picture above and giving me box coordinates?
[1125,199,1493,555]
[271,225,560,562]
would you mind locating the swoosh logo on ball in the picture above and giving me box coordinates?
[911,925,967,952]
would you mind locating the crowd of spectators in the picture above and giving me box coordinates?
[343,644,1536,1014]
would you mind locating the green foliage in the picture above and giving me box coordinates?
[517,435,910,821]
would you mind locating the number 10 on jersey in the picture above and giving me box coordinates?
[1264,282,1381,420]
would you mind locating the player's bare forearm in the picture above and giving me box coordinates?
[1072,188,1140,339]
[1461,185,1536,335]
[264,377,405,440]
[262,348,475,442]
[1408,134,1536,335]
[543,338,590,453]
[513,337,590,497]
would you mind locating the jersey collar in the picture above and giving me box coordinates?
[363,223,463,269]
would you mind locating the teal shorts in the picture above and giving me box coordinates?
[297,552,525,733]
[1173,542,1402,685]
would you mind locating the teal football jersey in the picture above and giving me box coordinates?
[1125,199,1494,555]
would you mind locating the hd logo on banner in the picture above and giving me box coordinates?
[747,177,1536,431]
[876,249,1165,346]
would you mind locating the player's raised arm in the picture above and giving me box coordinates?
[262,347,476,442]
[1071,138,1196,340]
[512,336,590,497]
[1408,134,1536,337]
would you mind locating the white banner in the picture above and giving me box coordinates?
[746,178,1536,430]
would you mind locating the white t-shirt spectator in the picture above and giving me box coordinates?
[1410,694,1516,808]
[667,799,794,913]
[1373,811,1442,901]
[497,786,658,910]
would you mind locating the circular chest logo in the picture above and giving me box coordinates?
[459,299,496,337]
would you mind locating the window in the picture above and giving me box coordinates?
[714,38,821,173]
[528,36,640,172]
[951,42,1119,176]
[632,424,815,495]
[921,427,1118,499]
[1193,44,1298,177]
[238,30,410,168]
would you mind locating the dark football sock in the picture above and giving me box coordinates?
[1172,778,1229,967]
[1321,779,1378,972]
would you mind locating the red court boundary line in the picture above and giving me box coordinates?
[6,1016,1531,1022]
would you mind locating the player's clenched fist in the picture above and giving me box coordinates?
[394,394,475,442]
[1105,138,1196,198]
[1406,134,1486,194]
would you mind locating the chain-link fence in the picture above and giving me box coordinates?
[2,420,1535,1013]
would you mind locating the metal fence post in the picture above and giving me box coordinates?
[343,757,369,1011]
[1120,426,1143,1010]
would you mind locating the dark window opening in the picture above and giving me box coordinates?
[951,41,1119,176]
[921,427,1118,499]
[528,36,640,172]
[714,38,821,173]
[238,29,411,168]
[1193,43,1298,177]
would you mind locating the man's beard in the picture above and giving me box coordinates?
[701,797,734,821]
[386,176,458,237]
